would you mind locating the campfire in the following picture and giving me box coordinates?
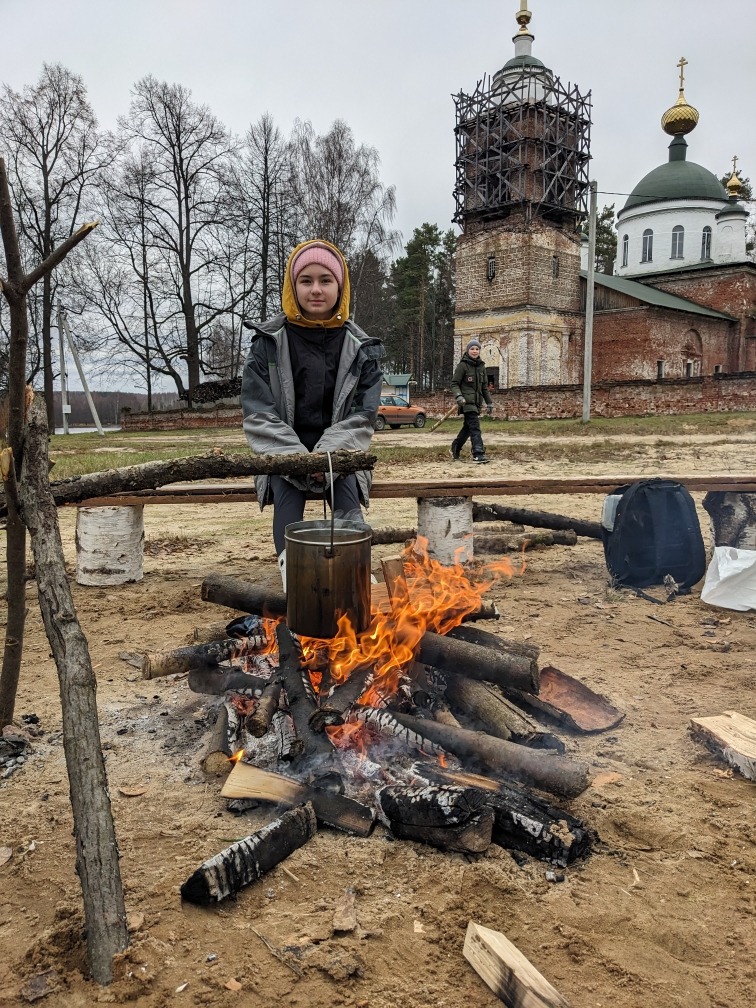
[143,539,616,906]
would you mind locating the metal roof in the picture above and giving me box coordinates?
[582,271,737,321]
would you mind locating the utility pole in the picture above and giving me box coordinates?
[59,308,104,436]
[56,307,70,435]
[582,180,598,423]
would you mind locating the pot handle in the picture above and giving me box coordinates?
[324,450,335,557]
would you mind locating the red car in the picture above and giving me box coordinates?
[375,395,426,430]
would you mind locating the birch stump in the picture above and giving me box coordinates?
[417,496,473,565]
[75,506,144,585]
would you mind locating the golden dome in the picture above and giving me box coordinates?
[661,57,699,136]
[661,92,700,136]
[726,170,742,199]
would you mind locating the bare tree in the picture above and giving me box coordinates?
[119,77,250,401]
[287,118,400,310]
[0,64,108,428]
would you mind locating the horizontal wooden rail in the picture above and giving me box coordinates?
[69,474,756,508]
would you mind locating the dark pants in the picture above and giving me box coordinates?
[270,474,363,555]
[452,410,485,458]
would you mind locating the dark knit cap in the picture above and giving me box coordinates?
[466,338,481,351]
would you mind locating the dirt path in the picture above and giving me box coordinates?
[0,435,754,1007]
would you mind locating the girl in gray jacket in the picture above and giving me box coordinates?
[241,239,384,587]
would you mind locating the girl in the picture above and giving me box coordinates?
[241,239,385,588]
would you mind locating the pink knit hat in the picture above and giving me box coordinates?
[290,243,344,287]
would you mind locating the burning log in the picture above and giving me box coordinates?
[439,670,565,753]
[388,711,591,799]
[187,667,269,696]
[473,501,603,540]
[180,803,318,905]
[245,679,283,737]
[275,623,335,769]
[220,760,375,836]
[309,665,374,733]
[378,784,494,854]
[200,705,236,775]
[351,705,449,758]
[416,764,594,866]
[142,633,270,679]
[417,630,539,694]
[201,573,499,623]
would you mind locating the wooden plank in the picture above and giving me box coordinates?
[463,921,571,1007]
[69,473,756,507]
[689,710,756,780]
[381,555,408,608]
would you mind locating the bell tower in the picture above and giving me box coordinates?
[453,2,592,388]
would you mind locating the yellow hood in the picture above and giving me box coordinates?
[282,239,351,329]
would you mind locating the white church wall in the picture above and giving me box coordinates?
[614,199,728,277]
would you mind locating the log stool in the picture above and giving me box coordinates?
[75,505,144,586]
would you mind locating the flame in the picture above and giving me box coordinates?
[299,537,517,709]
[326,720,369,757]
[438,752,448,768]
[230,748,245,763]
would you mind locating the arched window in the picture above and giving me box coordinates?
[671,225,684,258]
[621,234,629,267]
[701,226,712,260]
[641,229,653,263]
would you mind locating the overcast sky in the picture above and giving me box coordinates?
[3,0,755,242]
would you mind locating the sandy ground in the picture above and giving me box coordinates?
[0,429,754,1008]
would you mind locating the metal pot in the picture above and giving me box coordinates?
[285,518,372,639]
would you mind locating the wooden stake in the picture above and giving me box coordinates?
[463,921,571,1007]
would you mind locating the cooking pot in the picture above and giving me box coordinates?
[285,517,372,639]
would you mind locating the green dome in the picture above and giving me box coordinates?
[501,54,546,71]
[624,137,727,210]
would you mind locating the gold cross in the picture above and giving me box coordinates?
[677,56,688,91]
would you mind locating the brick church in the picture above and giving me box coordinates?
[453,3,756,398]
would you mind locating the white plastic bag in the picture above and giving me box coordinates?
[700,547,756,611]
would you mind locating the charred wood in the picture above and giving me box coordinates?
[245,679,283,738]
[180,803,318,905]
[418,630,539,694]
[200,705,235,775]
[142,634,270,679]
[220,760,375,836]
[416,763,595,866]
[309,665,374,733]
[275,623,335,767]
[187,667,269,696]
[389,711,590,799]
[272,710,304,762]
[473,501,603,540]
[447,624,540,662]
[351,704,449,758]
[378,784,494,854]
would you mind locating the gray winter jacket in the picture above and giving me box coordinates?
[241,312,384,509]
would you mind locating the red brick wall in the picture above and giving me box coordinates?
[121,375,756,430]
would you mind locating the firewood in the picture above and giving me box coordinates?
[378,785,494,853]
[504,666,625,734]
[200,705,235,775]
[142,634,270,679]
[415,763,594,866]
[220,760,375,836]
[245,679,283,738]
[440,669,564,752]
[180,803,318,905]
[475,529,578,553]
[447,624,540,661]
[388,711,591,799]
[275,624,336,768]
[473,500,603,540]
[187,667,269,696]
[202,573,288,617]
[418,630,539,694]
[332,887,358,932]
[689,710,756,780]
[351,705,449,758]
[309,665,374,732]
[191,621,230,644]
[463,921,571,1007]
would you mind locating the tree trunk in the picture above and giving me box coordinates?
[473,501,603,539]
[18,397,128,983]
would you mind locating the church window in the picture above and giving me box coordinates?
[641,229,653,262]
[656,360,665,380]
[714,364,723,374]
[621,234,628,267]
[551,255,559,278]
[701,226,712,260]
[671,225,684,258]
